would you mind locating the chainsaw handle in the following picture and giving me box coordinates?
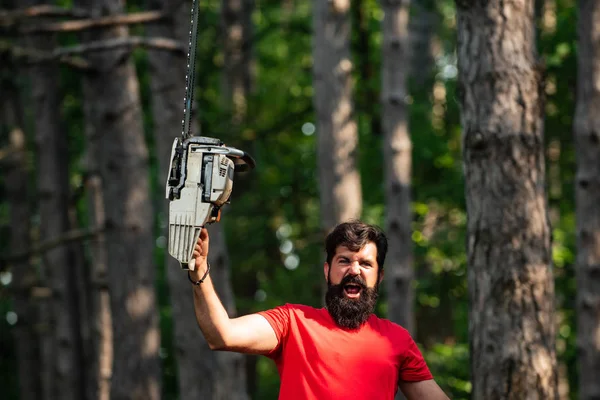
[225,148,256,172]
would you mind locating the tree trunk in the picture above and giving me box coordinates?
[23,3,86,396]
[574,1,600,398]
[76,0,162,398]
[352,0,381,136]
[456,1,558,399]
[2,72,42,400]
[147,1,248,399]
[81,83,113,400]
[208,225,249,400]
[380,0,414,337]
[312,0,362,231]
[221,0,254,124]
[409,0,437,88]
[220,0,255,397]
[146,1,216,399]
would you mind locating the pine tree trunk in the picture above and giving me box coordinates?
[352,0,381,137]
[76,0,162,398]
[146,1,216,398]
[409,0,437,88]
[147,1,248,399]
[456,1,558,398]
[312,0,362,231]
[2,74,42,400]
[574,1,600,398]
[221,0,254,124]
[220,0,255,397]
[24,7,85,397]
[209,225,249,400]
[81,84,113,400]
[380,0,414,336]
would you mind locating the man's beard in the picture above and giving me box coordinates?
[325,274,379,330]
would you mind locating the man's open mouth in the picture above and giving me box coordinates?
[343,284,363,298]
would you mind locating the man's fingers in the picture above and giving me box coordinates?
[199,227,209,242]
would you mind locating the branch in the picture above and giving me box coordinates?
[0,5,90,21]
[1,36,185,70]
[0,227,103,265]
[19,10,166,34]
[57,36,186,56]
[1,40,91,69]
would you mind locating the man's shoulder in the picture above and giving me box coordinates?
[283,303,323,316]
[368,315,412,338]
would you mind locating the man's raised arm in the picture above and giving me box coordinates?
[189,228,278,354]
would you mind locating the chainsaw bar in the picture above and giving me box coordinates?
[182,0,201,140]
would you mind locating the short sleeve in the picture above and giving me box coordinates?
[257,304,291,359]
[399,335,433,382]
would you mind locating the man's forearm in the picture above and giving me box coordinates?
[191,270,232,350]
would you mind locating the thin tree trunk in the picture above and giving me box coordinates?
[81,96,112,400]
[220,0,255,397]
[456,1,558,399]
[221,0,254,124]
[381,0,413,338]
[2,72,42,400]
[209,225,249,400]
[409,0,437,88]
[312,0,362,231]
[76,0,162,398]
[146,1,217,399]
[67,199,94,400]
[352,0,381,136]
[574,1,600,398]
[23,1,85,396]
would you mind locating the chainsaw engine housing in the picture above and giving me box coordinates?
[166,136,254,268]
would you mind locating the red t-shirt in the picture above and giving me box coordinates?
[258,303,432,400]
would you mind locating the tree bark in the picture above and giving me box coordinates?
[409,0,437,88]
[147,1,248,399]
[312,0,362,231]
[2,72,42,400]
[221,0,254,124]
[574,1,600,398]
[456,1,558,398]
[76,0,162,398]
[352,0,381,136]
[219,0,256,396]
[380,0,414,337]
[81,86,113,400]
[208,224,249,400]
[146,1,215,399]
[24,1,85,396]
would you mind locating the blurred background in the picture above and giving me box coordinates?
[0,0,583,399]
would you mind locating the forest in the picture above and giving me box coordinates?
[0,0,598,399]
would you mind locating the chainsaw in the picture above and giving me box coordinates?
[165,0,255,269]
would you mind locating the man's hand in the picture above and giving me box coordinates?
[189,228,209,279]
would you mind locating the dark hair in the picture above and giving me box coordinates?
[325,220,388,271]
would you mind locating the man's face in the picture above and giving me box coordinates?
[324,242,382,292]
[323,242,383,329]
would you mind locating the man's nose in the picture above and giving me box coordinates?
[348,261,361,275]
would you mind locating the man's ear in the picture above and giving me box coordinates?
[378,268,384,284]
[324,262,330,283]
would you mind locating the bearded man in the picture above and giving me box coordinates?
[189,220,449,399]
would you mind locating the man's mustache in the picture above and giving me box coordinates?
[339,274,367,289]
